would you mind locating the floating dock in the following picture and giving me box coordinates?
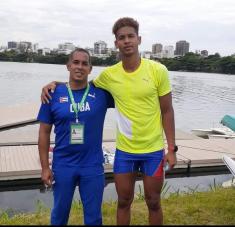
[0,104,235,191]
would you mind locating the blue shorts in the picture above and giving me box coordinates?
[114,149,165,178]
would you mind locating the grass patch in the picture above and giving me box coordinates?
[0,187,235,225]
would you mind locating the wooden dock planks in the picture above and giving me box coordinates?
[177,139,235,166]
[0,145,41,180]
[1,139,235,181]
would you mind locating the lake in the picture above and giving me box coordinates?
[0,61,235,132]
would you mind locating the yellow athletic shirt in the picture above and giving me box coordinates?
[94,58,171,153]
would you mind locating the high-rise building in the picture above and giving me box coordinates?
[152,43,163,54]
[174,40,190,56]
[18,41,32,52]
[8,41,18,49]
[58,42,76,54]
[163,45,174,58]
[94,41,107,54]
[33,43,39,53]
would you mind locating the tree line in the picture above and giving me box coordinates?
[0,50,235,74]
[159,52,235,74]
[0,50,118,66]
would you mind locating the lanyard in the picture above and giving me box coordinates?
[66,82,90,123]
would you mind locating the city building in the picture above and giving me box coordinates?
[18,41,32,53]
[33,43,39,53]
[37,48,51,55]
[162,45,174,58]
[142,51,152,59]
[174,40,190,56]
[57,42,76,54]
[152,43,163,54]
[42,48,51,55]
[8,41,18,49]
[200,50,209,57]
[94,40,107,55]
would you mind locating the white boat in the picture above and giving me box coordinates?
[192,115,235,139]
[191,129,214,139]
[212,127,235,135]
[192,126,235,139]
[209,126,235,139]
[208,134,235,139]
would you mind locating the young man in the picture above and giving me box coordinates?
[37,48,114,225]
[93,17,176,225]
[41,17,177,225]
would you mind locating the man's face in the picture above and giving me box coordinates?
[66,51,92,83]
[114,26,141,57]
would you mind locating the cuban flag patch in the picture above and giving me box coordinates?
[59,96,68,103]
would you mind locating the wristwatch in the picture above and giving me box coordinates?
[173,145,178,153]
[169,145,178,153]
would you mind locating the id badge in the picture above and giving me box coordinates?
[70,122,84,144]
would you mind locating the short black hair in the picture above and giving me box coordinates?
[67,48,92,65]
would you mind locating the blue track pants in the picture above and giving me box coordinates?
[51,164,105,225]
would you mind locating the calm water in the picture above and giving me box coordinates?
[1,61,235,132]
[0,62,234,213]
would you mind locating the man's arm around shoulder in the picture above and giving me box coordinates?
[41,81,65,104]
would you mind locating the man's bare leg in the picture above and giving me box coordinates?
[114,173,137,225]
[143,175,164,225]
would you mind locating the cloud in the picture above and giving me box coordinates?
[0,0,234,56]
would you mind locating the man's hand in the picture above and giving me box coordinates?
[164,151,177,171]
[41,167,54,187]
[41,81,57,104]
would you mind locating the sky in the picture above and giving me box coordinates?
[0,0,235,56]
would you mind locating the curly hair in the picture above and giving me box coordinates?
[112,17,139,36]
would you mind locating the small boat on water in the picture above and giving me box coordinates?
[191,126,235,139]
[212,127,235,135]
[192,115,235,139]
[191,129,214,139]
[208,134,235,139]
[209,126,235,139]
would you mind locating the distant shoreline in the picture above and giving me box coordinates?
[0,58,235,75]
